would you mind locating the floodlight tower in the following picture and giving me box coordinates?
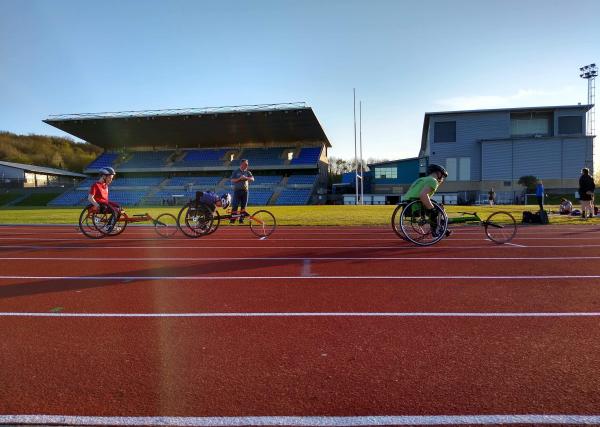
[580,63,598,136]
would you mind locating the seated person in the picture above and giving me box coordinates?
[194,191,231,213]
[403,164,449,237]
[559,198,573,215]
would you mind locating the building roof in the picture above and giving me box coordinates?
[0,160,87,178]
[424,104,593,116]
[419,104,594,157]
[44,103,331,149]
[368,157,419,167]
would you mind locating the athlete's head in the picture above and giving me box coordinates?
[219,193,231,209]
[427,164,448,182]
[99,167,116,183]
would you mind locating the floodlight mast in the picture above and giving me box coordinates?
[580,63,598,136]
[354,88,358,205]
[359,101,364,205]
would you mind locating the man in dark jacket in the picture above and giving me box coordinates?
[578,168,595,219]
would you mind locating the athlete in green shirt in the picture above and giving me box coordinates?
[404,164,449,237]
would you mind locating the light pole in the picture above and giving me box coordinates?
[580,63,597,136]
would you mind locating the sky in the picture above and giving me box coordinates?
[1,0,599,161]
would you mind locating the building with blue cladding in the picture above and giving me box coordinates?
[369,104,594,204]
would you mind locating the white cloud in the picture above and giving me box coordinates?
[434,86,583,111]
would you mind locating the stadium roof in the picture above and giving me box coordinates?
[44,103,331,149]
[0,160,86,178]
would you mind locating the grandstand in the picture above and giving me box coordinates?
[44,103,330,206]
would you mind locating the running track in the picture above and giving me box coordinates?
[1,224,600,426]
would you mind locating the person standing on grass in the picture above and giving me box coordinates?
[488,188,496,207]
[535,180,545,212]
[578,168,595,219]
[230,159,254,224]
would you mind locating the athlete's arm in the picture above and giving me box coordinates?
[419,186,435,210]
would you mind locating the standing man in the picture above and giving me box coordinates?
[230,159,254,224]
[578,168,595,219]
[488,188,496,207]
[535,180,545,212]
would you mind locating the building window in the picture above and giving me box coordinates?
[510,112,551,136]
[503,181,511,187]
[434,121,456,143]
[374,167,397,179]
[558,116,583,135]
[459,157,470,181]
[446,158,457,181]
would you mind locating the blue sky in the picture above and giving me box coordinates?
[1,0,599,160]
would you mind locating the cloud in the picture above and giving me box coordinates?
[434,86,583,110]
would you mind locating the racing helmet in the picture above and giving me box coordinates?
[99,167,116,176]
[220,193,231,209]
[427,164,448,178]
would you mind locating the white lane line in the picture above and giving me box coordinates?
[505,242,527,248]
[2,275,600,281]
[1,415,600,426]
[0,256,599,261]
[2,312,600,318]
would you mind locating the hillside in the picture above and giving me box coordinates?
[0,131,102,173]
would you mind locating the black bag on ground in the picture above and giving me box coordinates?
[522,211,534,223]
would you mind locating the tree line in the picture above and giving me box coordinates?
[0,131,102,173]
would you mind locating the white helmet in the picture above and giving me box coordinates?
[99,167,116,176]
[220,193,231,209]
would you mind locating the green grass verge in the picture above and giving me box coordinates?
[14,193,62,206]
[0,193,23,206]
[0,204,596,226]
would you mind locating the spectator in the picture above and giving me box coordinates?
[578,168,595,219]
[230,158,254,224]
[488,188,496,207]
[559,198,573,215]
[535,180,545,211]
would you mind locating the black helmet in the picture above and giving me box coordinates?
[427,164,448,178]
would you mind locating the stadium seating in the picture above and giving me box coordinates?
[247,190,273,205]
[120,151,172,168]
[286,174,318,186]
[86,153,119,169]
[275,189,312,205]
[76,178,98,190]
[240,148,287,165]
[164,176,223,188]
[252,175,282,187]
[173,149,228,167]
[108,190,148,206]
[290,147,321,165]
[111,177,164,187]
[48,190,88,206]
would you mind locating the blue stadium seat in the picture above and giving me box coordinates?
[286,174,317,186]
[173,149,228,167]
[48,190,88,206]
[240,148,287,166]
[120,151,172,168]
[86,153,119,170]
[290,147,321,165]
[275,189,312,205]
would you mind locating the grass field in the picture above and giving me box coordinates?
[0,204,596,226]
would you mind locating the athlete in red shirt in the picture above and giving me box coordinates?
[88,167,121,213]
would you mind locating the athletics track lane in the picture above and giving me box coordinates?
[1,225,600,422]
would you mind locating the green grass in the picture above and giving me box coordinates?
[0,204,596,226]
